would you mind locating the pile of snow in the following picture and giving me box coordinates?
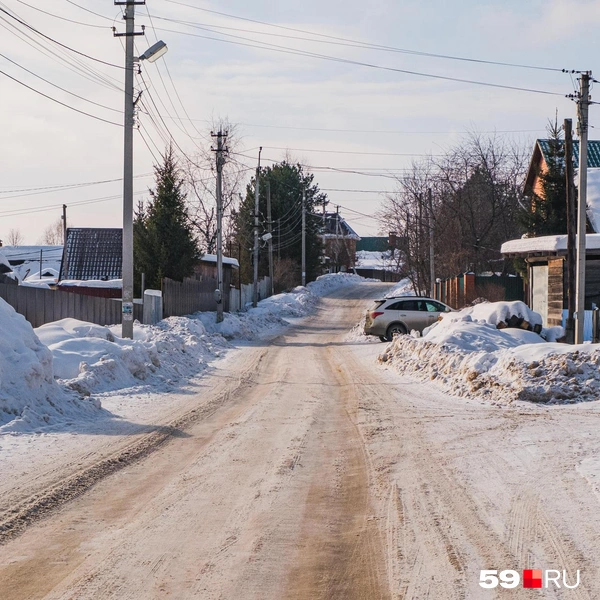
[0,300,100,433]
[1,272,373,431]
[376,301,600,405]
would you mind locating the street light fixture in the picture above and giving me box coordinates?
[139,40,168,63]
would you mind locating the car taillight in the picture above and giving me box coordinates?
[370,311,384,319]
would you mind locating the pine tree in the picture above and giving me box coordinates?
[233,161,325,289]
[134,146,199,291]
[521,119,568,236]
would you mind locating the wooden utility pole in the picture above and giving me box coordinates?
[301,188,306,286]
[575,72,591,344]
[212,130,227,323]
[564,118,576,343]
[428,187,435,298]
[253,147,262,307]
[266,180,274,296]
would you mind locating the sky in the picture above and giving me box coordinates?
[0,0,599,245]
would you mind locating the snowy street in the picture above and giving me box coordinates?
[0,281,599,598]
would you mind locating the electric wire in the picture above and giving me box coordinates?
[0,6,125,69]
[12,0,109,28]
[0,52,122,113]
[0,16,123,92]
[161,1,562,73]
[149,24,564,96]
[0,68,123,126]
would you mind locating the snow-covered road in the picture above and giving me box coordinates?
[1,283,599,598]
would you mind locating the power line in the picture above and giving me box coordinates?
[0,68,123,126]
[12,0,109,28]
[151,24,563,96]
[161,1,562,73]
[0,51,122,113]
[0,6,124,69]
[263,145,442,157]
[0,173,153,199]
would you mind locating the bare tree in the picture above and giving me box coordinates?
[38,218,65,245]
[184,118,247,255]
[378,133,528,295]
[7,228,24,246]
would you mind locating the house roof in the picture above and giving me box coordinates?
[526,139,600,193]
[501,233,600,257]
[60,228,122,281]
[321,212,361,240]
[200,254,240,268]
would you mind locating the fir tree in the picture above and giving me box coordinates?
[233,161,325,289]
[134,145,199,291]
[520,119,568,236]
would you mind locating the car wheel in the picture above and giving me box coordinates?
[385,323,407,342]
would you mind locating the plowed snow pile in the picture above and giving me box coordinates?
[1,272,370,432]
[0,299,100,432]
[378,301,600,404]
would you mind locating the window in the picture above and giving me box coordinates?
[425,301,443,312]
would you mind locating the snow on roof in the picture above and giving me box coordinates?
[585,168,600,233]
[0,245,63,261]
[59,279,123,288]
[201,254,240,268]
[501,233,600,255]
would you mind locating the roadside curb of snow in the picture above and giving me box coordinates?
[379,335,600,405]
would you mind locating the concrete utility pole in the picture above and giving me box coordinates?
[564,118,576,343]
[253,147,262,307]
[301,187,306,286]
[212,130,228,323]
[428,187,435,298]
[61,204,67,244]
[114,0,145,339]
[266,180,274,296]
[575,72,591,344]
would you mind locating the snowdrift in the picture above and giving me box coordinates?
[0,299,100,433]
[377,301,600,405]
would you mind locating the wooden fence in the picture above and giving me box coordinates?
[0,283,142,328]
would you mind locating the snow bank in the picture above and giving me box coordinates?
[0,300,100,433]
[376,301,600,405]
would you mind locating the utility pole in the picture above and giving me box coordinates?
[266,179,274,296]
[212,129,227,323]
[564,118,576,344]
[114,0,145,339]
[428,187,435,298]
[301,187,306,286]
[253,147,262,307]
[61,204,67,244]
[575,72,591,344]
[335,205,340,272]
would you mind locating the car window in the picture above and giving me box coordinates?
[425,301,443,312]
[398,300,420,311]
[386,301,405,311]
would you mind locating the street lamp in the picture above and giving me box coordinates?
[115,2,167,339]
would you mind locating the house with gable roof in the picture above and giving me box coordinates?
[502,139,600,333]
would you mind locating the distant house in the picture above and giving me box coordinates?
[503,140,600,327]
[59,228,122,297]
[193,253,240,290]
[501,234,600,327]
[0,245,63,282]
[321,212,360,272]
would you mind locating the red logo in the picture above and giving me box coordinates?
[523,570,543,589]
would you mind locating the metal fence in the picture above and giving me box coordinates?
[0,275,274,329]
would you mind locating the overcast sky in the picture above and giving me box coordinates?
[1,0,599,245]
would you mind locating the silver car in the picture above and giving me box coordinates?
[364,296,452,341]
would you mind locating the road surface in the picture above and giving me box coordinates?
[0,283,598,599]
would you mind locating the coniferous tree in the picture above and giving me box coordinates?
[233,161,325,290]
[520,120,568,236]
[134,145,199,291]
